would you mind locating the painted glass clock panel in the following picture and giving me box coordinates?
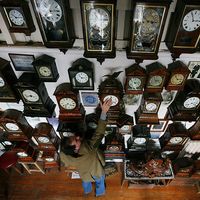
[131,4,166,53]
[3,7,28,28]
[83,3,114,52]
[33,0,70,42]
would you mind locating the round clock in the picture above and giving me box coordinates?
[169,137,183,144]
[89,8,109,30]
[59,97,76,110]
[17,152,28,157]
[9,9,25,26]
[120,125,130,131]
[134,138,146,145]
[103,95,119,106]
[183,97,200,109]
[128,77,142,89]
[45,157,54,162]
[0,77,5,87]
[38,136,49,143]
[170,73,184,85]
[108,145,120,152]
[75,72,89,83]
[182,9,200,32]
[22,89,40,102]
[149,75,163,86]
[5,123,19,131]
[38,66,52,77]
[39,0,62,24]
[145,102,157,111]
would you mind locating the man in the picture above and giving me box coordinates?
[60,98,112,197]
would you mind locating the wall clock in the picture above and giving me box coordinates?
[32,54,59,82]
[165,60,190,91]
[0,57,20,102]
[54,83,85,122]
[165,0,200,60]
[15,73,56,117]
[145,62,168,93]
[124,63,146,94]
[80,0,116,64]
[68,58,94,90]
[126,0,172,62]
[0,0,36,36]
[31,0,75,53]
[0,109,33,142]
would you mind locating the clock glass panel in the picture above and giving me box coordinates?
[131,4,166,53]
[83,3,114,52]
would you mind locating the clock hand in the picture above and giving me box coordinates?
[191,11,194,21]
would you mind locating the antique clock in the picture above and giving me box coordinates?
[33,122,60,151]
[165,60,190,91]
[68,58,94,90]
[188,118,200,140]
[54,82,85,122]
[15,73,56,117]
[32,54,59,82]
[0,57,19,102]
[135,92,162,124]
[124,63,146,94]
[80,0,116,64]
[98,71,125,124]
[145,62,168,93]
[31,0,75,52]
[126,0,172,62]
[168,79,200,121]
[0,109,33,142]
[165,0,200,60]
[0,0,36,35]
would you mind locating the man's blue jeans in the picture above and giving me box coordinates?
[82,175,105,196]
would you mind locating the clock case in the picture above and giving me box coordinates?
[32,54,59,82]
[165,60,190,91]
[0,0,36,36]
[31,0,75,53]
[126,0,172,62]
[68,58,94,90]
[165,0,200,59]
[15,73,56,117]
[80,0,116,64]
[125,63,146,94]
[188,118,200,140]
[0,57,20,102]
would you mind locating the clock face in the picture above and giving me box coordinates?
[145,102,157,111]
[59,98,76,110]
[17,152,28,157]
[128,77,142,90]
[149,75,163,87]
[0,77,5,87]
[170,74,184,85]
[75,72,89,83]
[134,138,146,145]
[120,125,130,131]
[45,157,54,162]
[38,66,52,77]
[38,136,50,143]
[169,137,183,144]
[22,89,40,102]
[103,95,119,106]
[5,123,20,131]
[183,97,200,109]
[39,0,62,25]
[9,9,25,26]
[182,9,200,32]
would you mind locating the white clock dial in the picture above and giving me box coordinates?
[0,77,5,87]
[182,10,200,32]
[5,123,19,131]
[75,72,89,83]
[120,125,130,131]
[134,138,146,145]
[170,74,184,85]
[45,157,54,162]
[17,152,28,157]
[9,9,24,26]
[39,0,62,24]
[145,102,157,111]
[38,136,49,143]
[169,137,183,144]
[128,77,142,89]
[103,95,119,106]
[183,97,200,108]
[89,8,109,30]
[59,98,76,110]
[149,75,163,86]
[39,66,52,77]
[22,90,40,102]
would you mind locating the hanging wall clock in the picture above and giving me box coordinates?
[80,0,116,64]
[165,0,200,60]
[31,0,75,53]
[126,0,172,62]
[0,0,36,36]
